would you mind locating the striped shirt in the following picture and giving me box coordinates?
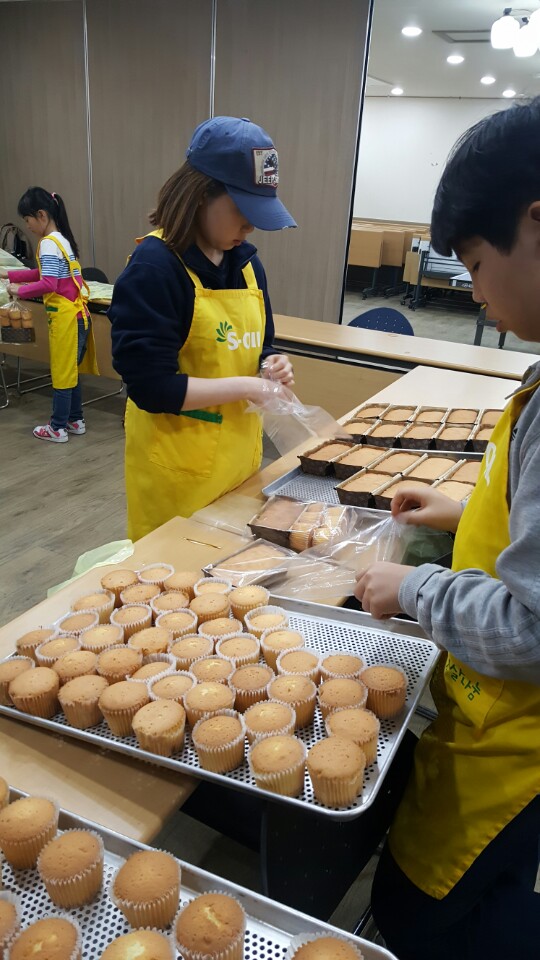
[8,231,85,307]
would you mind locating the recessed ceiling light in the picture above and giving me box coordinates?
[502,88,517,98]
[447,54,465,64]
[401,26,422,38]
[480,75,496,85]
[391,87,404,96]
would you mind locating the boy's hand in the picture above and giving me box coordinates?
[391,485,464,533]
[355,562,414,619]
[261,354,294,386]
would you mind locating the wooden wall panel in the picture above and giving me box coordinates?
[0,1,92,265]
[214,0,370,323]
[86,0,212,281]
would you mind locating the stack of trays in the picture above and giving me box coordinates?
[339,403,503,453]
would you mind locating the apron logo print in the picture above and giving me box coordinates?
[216,321,233,342]
[216,322,262,351]
[483,441,497,486]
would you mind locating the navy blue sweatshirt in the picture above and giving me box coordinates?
[109,236,275,414]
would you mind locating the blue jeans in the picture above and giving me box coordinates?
[50,316,89,430]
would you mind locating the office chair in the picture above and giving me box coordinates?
[349,307,414,336]
[82,267,109,283]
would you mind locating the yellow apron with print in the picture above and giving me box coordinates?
[37,236,98,389]
[125,232,264,541]
[389,379,540,899]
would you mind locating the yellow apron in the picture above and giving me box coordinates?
[125,233,264,541]
[36,235,98,389]
[389,379,540,899]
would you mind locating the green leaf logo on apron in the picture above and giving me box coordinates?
[216,320,233,343]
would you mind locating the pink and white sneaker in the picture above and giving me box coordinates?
[33,424,68,443]
[66,419,86,435]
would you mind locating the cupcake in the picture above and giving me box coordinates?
[100,568,138,605]
[99,931,174,960]
[71,590,115,624]
[127,627,171,658]
[131,655,175,682]
[155,610,198,640]
[7,917,81,960]
[97,647,143,684]
[0,893,20,957]
[0,796,58,868]
[318,678,368,720]
[168,635,213,670]
[307,736,365,807]
[194,577,232,596]
[215,634,260,667]
[79,623,124,653]
[249,735,306,797]
[276,649,321,684]
[267,675,317,728]
[110,604,152,640]
[244,700,296,744]
[174,892,245,960]
[198,617,243,642]
[320,653,364,682]
[149,672,196,704]
[112,848,181,928]
[8,667,59,718]
[163,570,199,599]
[98,680,149,737]
[0,778,9,810]
[190,656,234,685]
[189,594,230,623]
[15,628,56,661]
[57,612,99,637]
[35,636,79,667]
[260,629,305,671]
[326,708,380,765]
[360,665,407,718]
[119,583,161,607]
[0,657,34,706]
[287,932,364,959]
[192,711,245,772]
[150,592,190,619]
[58,675,109,729]
[132,699,186,756]
[229,664,274,712]
[138,563,175,590]
[37,829,104,907]
[229,585,270,623]
[53,650,98,685]
[183,681,235,726]
[244,606,288,640]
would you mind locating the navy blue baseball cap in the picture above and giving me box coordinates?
[186,116,296,231]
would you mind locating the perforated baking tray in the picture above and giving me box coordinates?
[0,599,437,821]
[7,789,396,960]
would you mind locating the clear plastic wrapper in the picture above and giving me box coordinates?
[245,382,348,456]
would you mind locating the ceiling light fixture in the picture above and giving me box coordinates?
[480,75,496,84]
[401,26,422,38]
[513,20,538,57]
[447,54,465,64]
[502,87,517,97]
[391,87,404,96]
[491,9,520,49]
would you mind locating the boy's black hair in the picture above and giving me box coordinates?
[431,97,540,256]
[17,186,79,258]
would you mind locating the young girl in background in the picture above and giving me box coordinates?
[1,187,97,442]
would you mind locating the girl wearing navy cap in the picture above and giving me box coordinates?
[110,117,296,541]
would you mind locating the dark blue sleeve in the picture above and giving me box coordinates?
[251,256,276,362]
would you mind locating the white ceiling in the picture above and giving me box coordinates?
[367,0,540,98]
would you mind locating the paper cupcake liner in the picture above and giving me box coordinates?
[16,628,58,661]
[100,570,139,605]
[191,600,231,624]
[0,891,21,948]
[134,711,186,757]
[248,737,307,797]
[132,654,176,683]
[35,637,80,667]
[174,890,246,960]
[319,656,365,683]
[6,913,82,960]
[110,604,153,641]
[308,765,365,807]
[148,670,197,704]
[184,693,236,727]
[37,829,104,907]
[194,577,233,597]
[97,649,143,685]
[0,656,35,706]
[99,929,176,960]
[100,685,149,737]
[266,679,317,729]
[163,572,199,599]
[156,609,198,639]
[71,590,115,624]
[244,700,296,744]
[230,587,270,624]
[276,648,321,684]
[138,563,175,590]
[359,662,408,719]
[192,710,246,772]
[190,656,235,686]
[119,585,161,610]
[244,605,289,640]
[110,852,181,929]
[10,683,60,720]
[0,797,59,869]
[168,634,213,669]
[229,680,272,713]
[59,688,107,730]
[198,619,243,643]
[325,707,380,765]
[150,592,190,621]
[215,634,261,667]
[286,931,364,960]
[54,654,99,686]
[260,630,305,672]
[79,623,125,653]
[57,611,100,638]
[318,679,369,720]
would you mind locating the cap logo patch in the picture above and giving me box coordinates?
[253,148,279,188]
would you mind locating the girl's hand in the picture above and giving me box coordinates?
[355,562,414,619]
[261,353,295,386]
[0,268,8,279]
[6,283,20,295]
[391,485,464,534]
[243,377,293,406]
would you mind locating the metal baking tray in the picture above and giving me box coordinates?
[7,788,396,960]
[0,599,437,822]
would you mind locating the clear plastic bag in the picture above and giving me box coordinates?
[0,297,32,329]
[245,382,348,456]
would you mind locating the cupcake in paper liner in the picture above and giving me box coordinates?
[189,594,230,624]
[168,634,213,670]
[198,617,243,643]
[286,930,365,959]
[215,633,260,667]
[0,777,9,809]
[276,648,321,685]
[120,583,161,608]
[150,591,190,621]
[267,675,317,729]
[0,656,34,706]
[148,671,197,705]
[163,570,200,599]
[229,664,275,712]
[35,635,79,667]
[131,653,176,683]
[260,628,305,671]
[155,609,198,640]
[71,589,115,624]
[57,611,99,638]
[6,915,82,960]
[183,681,235,726]
[97,646,143,685]
[229,584,270,623]
[319,652,365,683]
[318,677,368,720]
[100,568,138,605]
[127,627,171,658]
[52,650,98,686]
[0,795,59,869]
[8,666,60,719]
[137,563,175,590]
[98,680,150,737]
[100,929,176,960]
[190,656,235,685]
[37,829,104,907]
[359,663,407,719]
[15,627,57,661]
[192,710,246,772]
[307,736,365,807]
[325,707,380,765]
[249,735,307,797]
[110,604,153,641]
[194,576,233,597]
[132,699,186,757]
[244,605,288,640]
[80,622,125,654]
[0,892,21,955]
[244,699,296,744]
[174,891,246,960]
[58,675,109,729]
[111,848,181,929]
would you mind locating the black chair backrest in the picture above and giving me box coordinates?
[82,267,109,283]
[349,307,414,336]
